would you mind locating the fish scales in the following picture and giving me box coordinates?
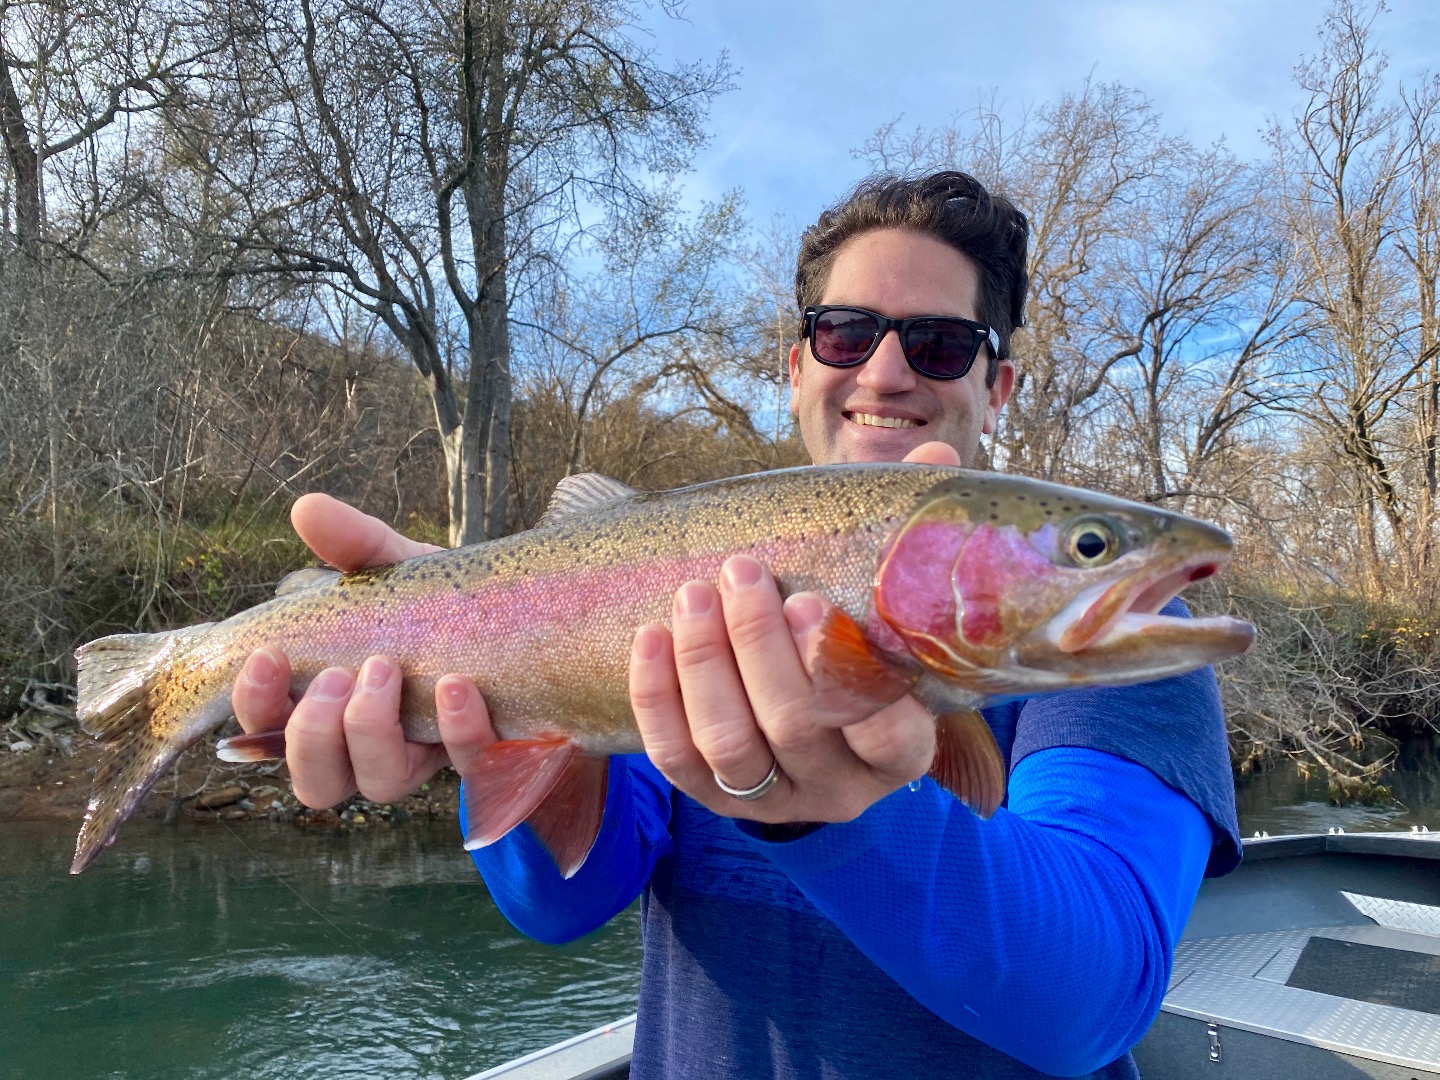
[71,463,1256,875]
[155,468,922,750]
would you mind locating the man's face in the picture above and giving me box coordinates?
[789,227,1015,466]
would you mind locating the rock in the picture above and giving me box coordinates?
[249,785,282,800]
[221,808,248,821]
[295,807,342,829]
[349,812,367,826]
[195,785,246,809]
[8,741,33,753]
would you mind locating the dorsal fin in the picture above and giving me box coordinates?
[275,567,341,597]
[537,473,637,527]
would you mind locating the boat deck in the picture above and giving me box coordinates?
[1136,832,1440,1079]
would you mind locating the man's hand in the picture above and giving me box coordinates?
[627,441,963,825]
[231,493,494,808]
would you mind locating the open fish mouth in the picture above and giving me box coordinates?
[1048,553,1250,658]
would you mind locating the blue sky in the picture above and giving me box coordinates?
[643,0,1440,230]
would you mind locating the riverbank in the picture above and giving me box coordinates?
[0,725,463,831]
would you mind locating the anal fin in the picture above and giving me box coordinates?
[929,709,1006,818]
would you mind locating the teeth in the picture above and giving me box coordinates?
[852,413,918,429]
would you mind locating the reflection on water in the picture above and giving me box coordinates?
[0,819,640,1080]
[1236,734,1440,837]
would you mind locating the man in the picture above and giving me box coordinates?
[234,172,1239,1077]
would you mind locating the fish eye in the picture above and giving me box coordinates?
[1064,518,1121,568]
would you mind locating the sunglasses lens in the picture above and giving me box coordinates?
[812,309,881,365]
[904,319,979,379]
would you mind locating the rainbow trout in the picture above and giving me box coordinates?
[72,464,1254,875]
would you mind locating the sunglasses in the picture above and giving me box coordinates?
[800,305,1000,381]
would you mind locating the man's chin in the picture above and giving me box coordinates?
[835,420,932,463]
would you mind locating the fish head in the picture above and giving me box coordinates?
[873,473,1255,699]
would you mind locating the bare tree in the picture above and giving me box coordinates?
[194,0,732,544]
[859,82,1290,506]
[1272,0,1440,599]
[1092,148,1302,517]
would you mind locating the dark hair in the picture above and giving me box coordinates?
[795,171,1029,385]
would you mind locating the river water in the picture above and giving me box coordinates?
[0,820,640,1080]
[7,755,1440,1080]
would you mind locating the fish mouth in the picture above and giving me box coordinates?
[1047,554,1253,659]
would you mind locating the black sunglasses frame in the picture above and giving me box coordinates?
[800,305,1001,381]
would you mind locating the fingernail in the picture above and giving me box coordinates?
[677,582,714,617]
[438,678,469,713]
[784,594,824,636]
[634,625,665,662]
[360,657,393,691]
[246,649,278,688]
[309,668,354,701]
[723,556,763,590]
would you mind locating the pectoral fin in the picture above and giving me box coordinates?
[523,756,608,879]
[928,709,1006,818]
[216,729,287,762]
[804,606,919,721]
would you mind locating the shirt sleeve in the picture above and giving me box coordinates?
[739,746,1212,1076]
[463,753,673,945]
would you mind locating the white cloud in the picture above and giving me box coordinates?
[645,0,1439,226]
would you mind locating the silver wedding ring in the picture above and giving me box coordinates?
[714,759,780,801]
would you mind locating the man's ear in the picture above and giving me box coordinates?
[983,360,1016,435]
[787,342,802,415]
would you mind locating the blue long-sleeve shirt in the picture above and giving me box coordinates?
[465,623,1240,1078]
[469,748,1210,1077]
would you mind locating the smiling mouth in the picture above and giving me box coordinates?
[848,412,922,429]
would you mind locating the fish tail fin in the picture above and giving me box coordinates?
[71,625,230,874]
[461,738,608,879]
[928,709,1006,819]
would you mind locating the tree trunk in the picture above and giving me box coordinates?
[0,49,39,253]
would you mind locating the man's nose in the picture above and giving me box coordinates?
[855,328,917,392]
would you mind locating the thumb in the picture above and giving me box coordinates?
[902,441,962,467]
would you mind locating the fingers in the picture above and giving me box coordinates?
[435,675,499,777]
[286,666,358,808]
[671,574,788,797]
[629,622,713,790]
[717,560,850,782]
[339,657,447,804]
[233,648,294,734]
[629,582,776,801]
[630,555,943,825]
[291,493,440,571]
